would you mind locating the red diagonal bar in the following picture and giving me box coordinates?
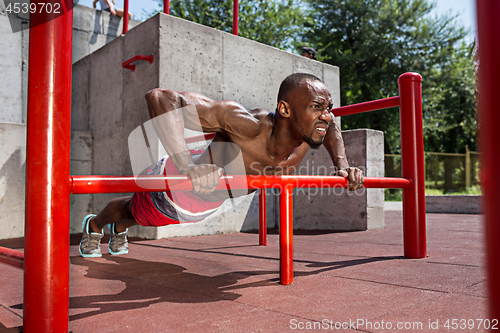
[332,96,400,117]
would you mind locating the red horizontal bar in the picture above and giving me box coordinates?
[121,54,154,72]
[70,175,411,194]
[332,96,400,117]
[184,133,216,144]
[0,246,24,269]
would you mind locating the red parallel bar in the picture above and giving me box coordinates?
[184,133,216,144]
[164,0,170,14]
[70,175,411,194]
[122,54,154,72]
[0,246,24,269]
[279,184,294,285]
[123,0,129,34]
[233,0,239,36]
[332,96,399,117]
[25,1,73,331]
[398,73,426,259]
[259,189,267,246]
[476,0,500,322]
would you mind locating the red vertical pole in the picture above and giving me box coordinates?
[232,0,239,36]
[279,184,293,285]
[123,0,129,34]
[476,0,500,322]
[24,1,73,331]
[398,73,426,259]
[164,0,170,14]
[259,189,267,246]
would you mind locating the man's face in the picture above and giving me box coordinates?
[289,80,333,149]
[301,51,313,59]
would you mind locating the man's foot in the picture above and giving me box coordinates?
[79,214,103,258]
[108,224,128,255]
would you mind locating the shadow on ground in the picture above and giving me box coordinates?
[11,244,400,322]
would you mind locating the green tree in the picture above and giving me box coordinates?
[301,0,472,156]
[147,0,306,50]
[423,41,477,191]
[424,41,477,153]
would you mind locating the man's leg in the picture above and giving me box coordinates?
[80,196,137,257]
[89,196,137,233]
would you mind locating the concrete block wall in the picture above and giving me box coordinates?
[0,124,94,239]
[72,5,141,63]
[70,131,94,233]
[425,195,482,214]
[385,196,482,214]
[294,129,385,231]
[0,4,140,239]
[0,4,384,239]
[0,123,26,238]
[71,12,352,239]
[0,2,27,124]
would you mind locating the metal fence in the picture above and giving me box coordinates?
[385,146,480,193]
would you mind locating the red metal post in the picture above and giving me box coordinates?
[123,0,129,34]
[259,189,267,246]
[476,0,500,322]
[164,0,170,14]
[398,73,426,259]
[233,0,239,36]
[25,1,73,331]
[279,184,294,285]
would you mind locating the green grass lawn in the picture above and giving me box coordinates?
[384,185,482,201]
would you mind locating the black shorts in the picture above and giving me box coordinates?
[103,7,111,12]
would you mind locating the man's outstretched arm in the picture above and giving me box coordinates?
[322,116,364,191]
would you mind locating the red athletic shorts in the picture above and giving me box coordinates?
[131,151,225,227]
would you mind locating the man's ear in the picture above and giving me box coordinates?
[277,100,291,118]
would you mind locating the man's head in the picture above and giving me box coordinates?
[301,47,317,60]
[276,73,333,149]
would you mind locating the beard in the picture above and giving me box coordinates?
[303,133,323,149]
[293,112,327,149]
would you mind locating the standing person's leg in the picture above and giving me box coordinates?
[79,196,138,257]
[115,8,133,20]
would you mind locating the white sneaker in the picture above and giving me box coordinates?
[108,223,128,255]
[79,214,103,258]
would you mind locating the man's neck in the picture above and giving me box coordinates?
[267,113,302,163]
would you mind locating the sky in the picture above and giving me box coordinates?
[76,0,477,40]
[432,0,476,41]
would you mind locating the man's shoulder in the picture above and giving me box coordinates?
[248,108,273,121]
[221,106,273,139]
[249,108,274,129]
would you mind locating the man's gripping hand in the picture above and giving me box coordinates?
[338,167,364,191]
[179,164,224,195]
